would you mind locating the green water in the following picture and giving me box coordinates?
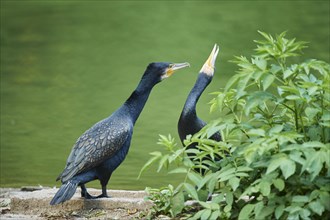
[1,1,329,190]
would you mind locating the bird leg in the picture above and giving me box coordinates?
[95,185,110,198]
[80,184,95,199]
[80,184,110,199]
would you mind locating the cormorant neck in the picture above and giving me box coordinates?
[181,73,212,119]
[123,76,157,124]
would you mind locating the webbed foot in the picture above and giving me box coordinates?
[96,193,111,199]
[85,192,96,199]
[82,192,111,199]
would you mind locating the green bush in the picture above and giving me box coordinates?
[139,31,330,220]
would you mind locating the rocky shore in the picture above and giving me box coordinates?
[0,187,152,219]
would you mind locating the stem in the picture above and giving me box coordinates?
[184,168,191,183]
[299,103,307,141]
[320,90,325,143]
[257,106,273,127]
[294,101,299,132]
[224,101,241,123]
[241,129,250,139]
[274,58,287,84]
[274,74,286,85]
[271,104,279,115]
[281,103,295,113]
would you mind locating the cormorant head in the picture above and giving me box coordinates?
[144,62,190,83]
[199,44,220,76]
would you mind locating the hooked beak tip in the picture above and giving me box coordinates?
[164,62,190,79]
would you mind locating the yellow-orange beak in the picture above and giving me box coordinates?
[164,62,190,78]
[200,44,220,76]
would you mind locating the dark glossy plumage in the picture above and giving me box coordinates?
[50,62,189,205]
[178,74,221,142]
[178,45,221,175]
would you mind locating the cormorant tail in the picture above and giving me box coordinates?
[50,180,78,205]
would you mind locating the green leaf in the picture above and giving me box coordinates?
[305,107,321,120]
[201,209,212,220]
[224,204,232,213]
[289,150,305,165]
[168,148,184,163]
[269,124,284,135]
[238,204,255,220]
[207,175,218,193]
[168,167,188,174]
[247,129,266,137]
[270,64,282,74]
[259,180,271,196]
[262,74,275,90]
[273,178,285,191]
[292,195,309,203]
[301,151,324,180]
[266,156,284,174]
[320,191,330,210]
[225,74,240,92]
[170,191,185,217]
[157,154,169,172]
[275,204,285,219]
[206,126,221,139]
[258,30,274,43]
[236,74,251,99]
[308,200,324,216]
[254,57,267,71]
[237,166,254,172]
[302,141,325,149]
[199,201,211,209]
[285,95,301,100]
[278,85,299,96]
[138,151,162,178]
[280,158,296,179]
[191,210,205,220]
[321,110,330,121]
[188,172,202,186]
[283,69,294,79]
[198,190,209,202]
[197,172,216,190]
[228,177,240,191]
[285,205,302,214]
[254,201,264,216]
[189,209,204,220]
[226,191,234,206]
[209,210,221,220]
[183,183,199,200]
[300,209,312,219]
[258,206,275,219]
[217,167,236,179]
[245,91,275,115]
[212,194,225,204]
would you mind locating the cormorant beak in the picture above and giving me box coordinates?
[163,62,190,79]
[200,44,220,76]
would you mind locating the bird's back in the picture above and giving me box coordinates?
[57,111,133,183]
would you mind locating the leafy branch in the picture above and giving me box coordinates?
[140,31,330,220]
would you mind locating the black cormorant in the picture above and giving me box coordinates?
[178,44,221,174]
[50,62,190,205]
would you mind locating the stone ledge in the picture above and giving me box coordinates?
[0,188,152,219]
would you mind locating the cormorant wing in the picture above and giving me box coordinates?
[57,118,132,183]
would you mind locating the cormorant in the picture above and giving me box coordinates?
[50,62,190,205]
[178,44,221,174]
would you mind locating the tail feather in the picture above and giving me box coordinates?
[50,181,78,205]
